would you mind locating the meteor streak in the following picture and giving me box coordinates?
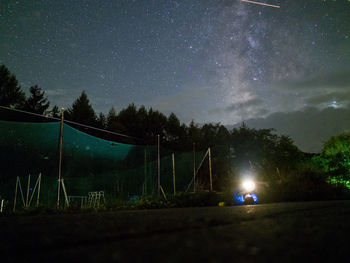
[240,0,280,8]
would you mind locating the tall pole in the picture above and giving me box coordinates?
[57,108,64,209]
[157,134,160,198]
[193,142,196,193]
[25,174,31,208]
[172,153,176,196]
[208,147,213,191]
[144,148,147,195]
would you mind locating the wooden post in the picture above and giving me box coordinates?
[25,174,31,208]
[144,148,147,195]
[157,134,160,198]
[57,108,64,209]
[172,153,176,196]
[193,142,196,193]
[36,173,41,207]
[208,148,213,191]
[13,177,19,212]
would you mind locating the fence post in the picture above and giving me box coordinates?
[57,108,64,209]
[144,148,147,195]
[193,142,196,193]
[157,134,160,198]
[25,174,31,208]
[13,177,19,212]
[172,153,176,196]
[61,179,69,208]
[208,147,213,191]
[36,173,41,207]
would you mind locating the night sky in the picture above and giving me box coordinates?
[1,0,349,129]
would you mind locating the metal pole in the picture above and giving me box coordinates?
[193,142,196,193]
[18,178,25,207]
[57,108,64,209]
[157,134,160,198]
[208,147,213,191]
[185,149,209,193]
[28,174,40,207]
[13,177,19,212]
[144,148,147,195]
[37,173,41,207]
[160,185,167,200]
[172,153,176,196]
[61,179,69,208]
[25,174,31,208]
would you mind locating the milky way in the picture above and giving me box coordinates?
[1,0,349,124]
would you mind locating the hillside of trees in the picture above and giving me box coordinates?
[1,64,349,200]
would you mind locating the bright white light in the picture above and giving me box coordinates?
[242,180,255,192]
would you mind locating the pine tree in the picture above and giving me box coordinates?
[66,91,96,126]
[106,107,118,130]
[49,105,61,118]
[106,107,126,133]
[0,65,25,108]
[96,112,106,129]
[22,85,50,114]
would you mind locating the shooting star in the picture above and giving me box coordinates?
[240,0,280,8]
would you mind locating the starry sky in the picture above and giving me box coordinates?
[1,0,349,126]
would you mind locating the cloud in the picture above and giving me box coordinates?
[139,85,214,123]
[281,71,350,90]
[270,71,350,110]
[210,98,269,124]
[45,89,67,96]
[45,88,81,109]
[228,107,350,153]
[223,98,263,112]
[305,91,350,106]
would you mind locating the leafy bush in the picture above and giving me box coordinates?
[124,191,221,209]
[259,163,350,203]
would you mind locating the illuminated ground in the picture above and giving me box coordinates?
[1,201,350,262]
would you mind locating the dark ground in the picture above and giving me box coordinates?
[1,201,350,262]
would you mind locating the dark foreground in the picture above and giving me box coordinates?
[1,201,350,262]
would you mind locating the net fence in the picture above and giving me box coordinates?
[0,118,206,209]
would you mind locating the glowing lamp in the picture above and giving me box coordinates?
[242,180,255,192]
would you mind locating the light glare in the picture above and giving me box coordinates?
[242,180,255,192]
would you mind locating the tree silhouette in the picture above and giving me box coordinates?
[66,91,96,126]
[0,65,25,108]
[165,112,185,148]
[49,105,61,118]
[96,112,106,129]
[106,107,126,135]
[21,85,50,114]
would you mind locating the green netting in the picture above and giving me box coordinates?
[0,120,206,209]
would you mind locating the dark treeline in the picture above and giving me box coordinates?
[1,64,349,199]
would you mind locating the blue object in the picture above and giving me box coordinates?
[233,190,258,205]
[129,195,139,202]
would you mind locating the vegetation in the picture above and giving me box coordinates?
[21,85,50,114]
[312,132,350,188]
[1,63,350,205]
